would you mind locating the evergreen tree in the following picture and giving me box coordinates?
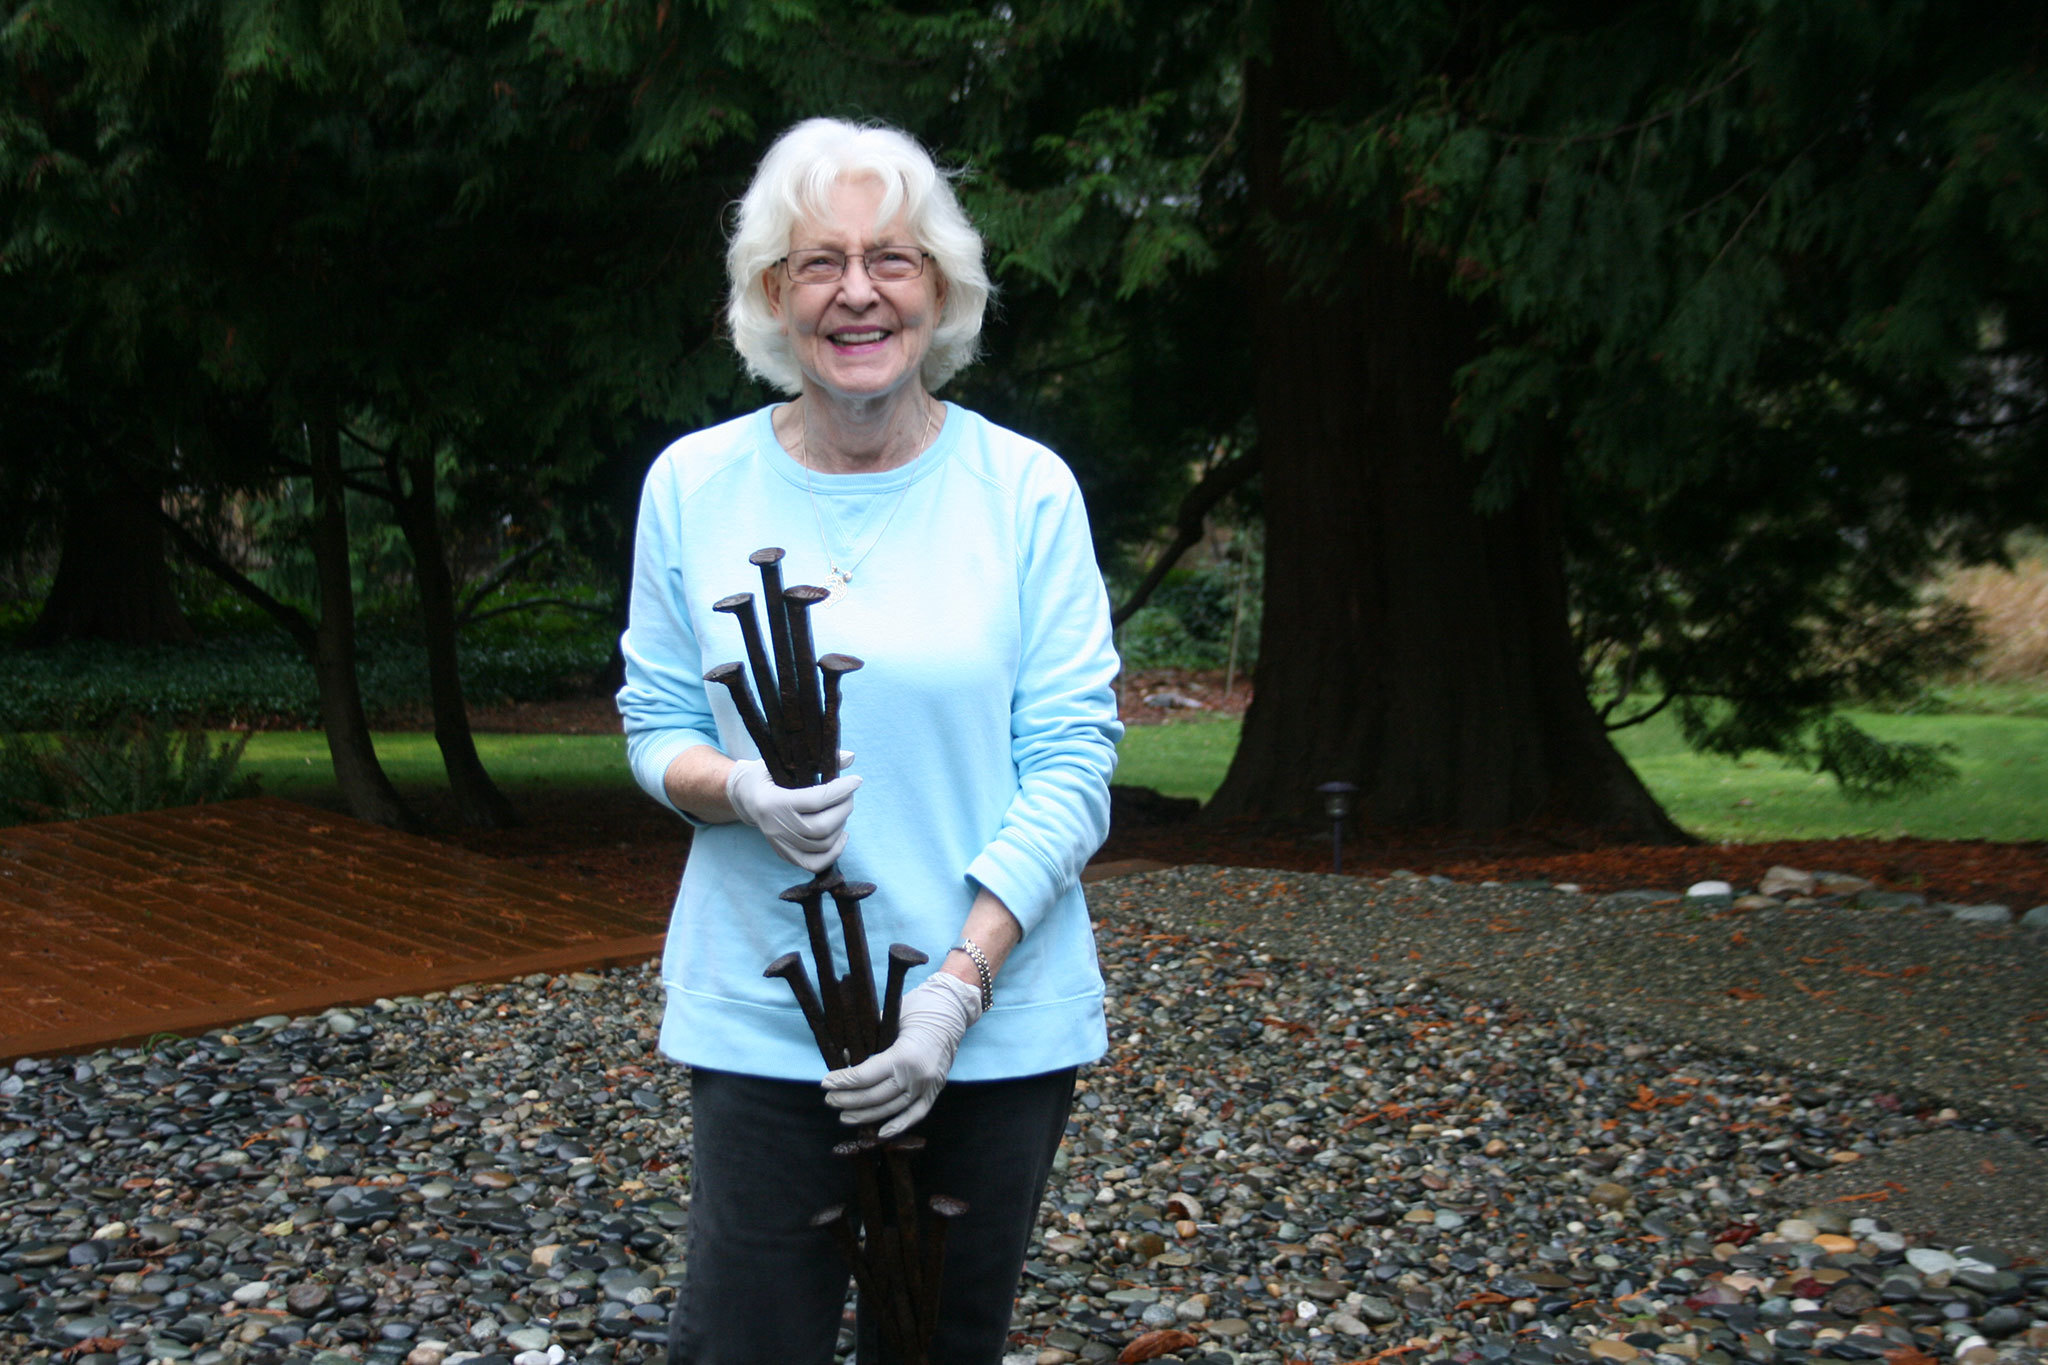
[960,0,2047,834]
[3,0,760,827]
[1268,0,2048,819]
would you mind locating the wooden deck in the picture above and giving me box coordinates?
[0,798,668,1062]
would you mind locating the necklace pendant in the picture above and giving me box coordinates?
[821,568,850,606]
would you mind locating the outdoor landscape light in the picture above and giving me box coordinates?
[1317,780,1357,874]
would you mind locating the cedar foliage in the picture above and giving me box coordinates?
[1278,0,2048,793]
[8,0,2046,829]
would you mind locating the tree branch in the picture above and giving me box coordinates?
[1601,692,1673,732]
[1111,448,1260,628]
[461,596,613,626]
[456,539,560,621]
[1007,338,1134,386]
[339,422,396,459]
[268,451,392,500]
[1504,57,1754,148]
[154,507,317,655]
[1927,407,2047,433]
[1706,132,1827,272]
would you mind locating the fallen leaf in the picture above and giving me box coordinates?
[1119,1329,1200,1362]
[1881,1348,1939,1365]
[1353,1341,1434,1365]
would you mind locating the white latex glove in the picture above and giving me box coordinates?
[724,755,860,872]
[821,972,984,1138]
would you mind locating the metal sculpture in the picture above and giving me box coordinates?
[703,547,960,1365]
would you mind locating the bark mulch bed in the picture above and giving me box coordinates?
[1097,814,2048,911]
[388,689,2048,911]
[405,785,2048,915]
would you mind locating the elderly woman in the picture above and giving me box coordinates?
[617,117,1123,1365]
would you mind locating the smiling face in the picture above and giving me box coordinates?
[764,176,947,406]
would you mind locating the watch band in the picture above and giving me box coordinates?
[952,937,993,1013]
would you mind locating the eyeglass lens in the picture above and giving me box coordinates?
[785,248,925,283]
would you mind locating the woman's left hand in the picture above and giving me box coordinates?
[821,973,984,1138]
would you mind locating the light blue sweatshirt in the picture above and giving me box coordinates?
[617,403,1124,1081]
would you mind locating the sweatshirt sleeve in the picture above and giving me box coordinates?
[963,458,1125,934]
[616,453,721,824]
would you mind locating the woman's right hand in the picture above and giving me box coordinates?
[725,758,861,872]
[821,972,983,1137]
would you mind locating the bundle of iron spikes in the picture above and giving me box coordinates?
[704,547,964,1365]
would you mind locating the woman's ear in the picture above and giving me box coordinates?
[764,268,787,325]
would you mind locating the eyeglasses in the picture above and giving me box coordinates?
[779,247,931,285]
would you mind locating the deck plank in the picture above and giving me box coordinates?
[0,798,667,1061]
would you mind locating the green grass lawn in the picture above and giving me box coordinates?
[237,731,628,803]
[231,702,2048,843]
[1114,707,2048,842]
[1609,708,2048,842]
[1112,716,1245,802]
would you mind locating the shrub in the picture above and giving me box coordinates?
[0,718,259,827]
[1938,548,2048,683]
[0,624,612,730]
[1120,604,1225,671]
[1114,556,1262,673]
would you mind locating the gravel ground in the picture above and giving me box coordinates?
[1100,868,2048,1130]
[0,867,2042,1365]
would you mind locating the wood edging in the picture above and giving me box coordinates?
[1081,858,1173,882]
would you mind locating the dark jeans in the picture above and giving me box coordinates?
[668,1065,1077,1365]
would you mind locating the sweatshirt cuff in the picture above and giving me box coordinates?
[628,728,719,826]
[963,842,1065,939]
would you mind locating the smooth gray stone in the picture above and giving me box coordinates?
[1950,904,2013,924]
[1953,1267,2017,1294]
[285,1282,332,1316]
[1355,1294,1401,1325]
[60,1315,116,1341]
[1977,1305,2030,1338]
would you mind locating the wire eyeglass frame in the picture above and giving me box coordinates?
[778,247,932,285]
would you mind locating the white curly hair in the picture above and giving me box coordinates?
[725,118,993,395]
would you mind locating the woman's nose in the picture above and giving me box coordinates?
[836,258,880,303]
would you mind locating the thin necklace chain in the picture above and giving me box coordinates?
[797,396,939,602]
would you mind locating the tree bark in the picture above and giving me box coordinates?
[391,445,522,830]
[306,414,421,831]
[26,482,197,646]
[1208,0,1688,842]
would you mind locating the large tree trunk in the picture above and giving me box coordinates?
[392,447,521,830]
[1208,0,1687,842]
[307,416,420,831]
[26,483,197,646]
[593,435,664,696]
